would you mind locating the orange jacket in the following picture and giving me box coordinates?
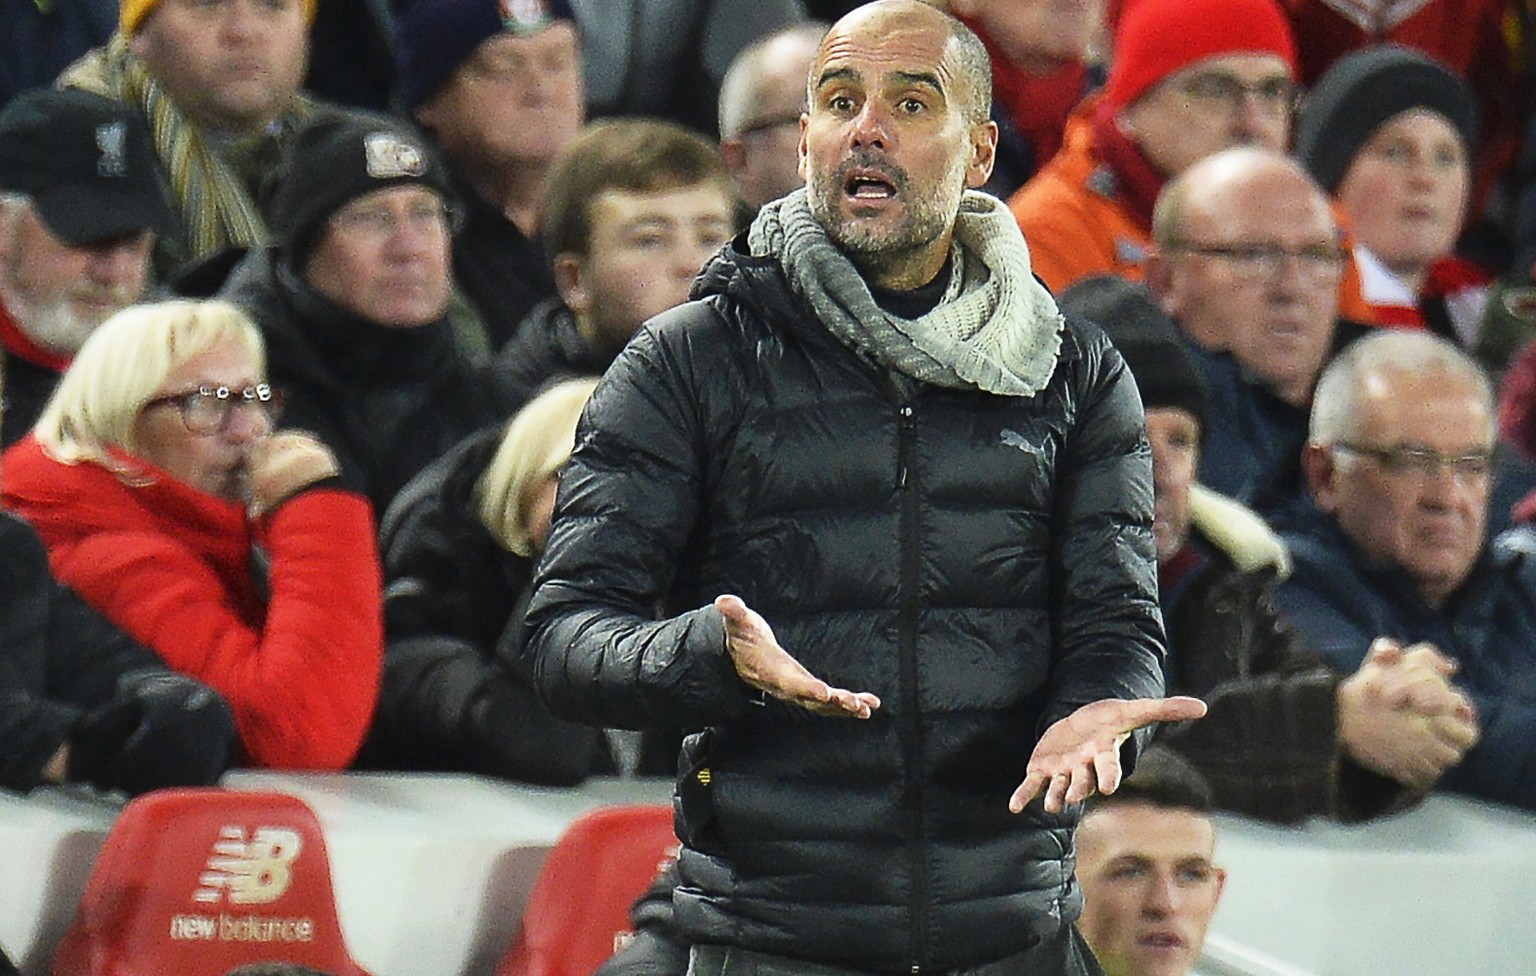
[1008,99,1151,294]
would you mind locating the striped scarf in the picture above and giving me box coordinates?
[59,36,308,271]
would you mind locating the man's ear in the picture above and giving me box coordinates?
[553,253,590,316]
[1144,250,1176,307]
[966,120,999,189]
[1301,443,1339,512]
[719,139,749,187]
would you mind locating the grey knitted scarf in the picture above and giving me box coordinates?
[747,188,1063,396]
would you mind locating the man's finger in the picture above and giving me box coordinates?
[1092,748,1122,796]
[1009,771,1049,814]
[1118,695,1208,729]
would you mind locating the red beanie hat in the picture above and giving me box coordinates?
[1105,0,1298,111]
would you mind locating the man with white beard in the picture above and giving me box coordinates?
[0,88,172,446]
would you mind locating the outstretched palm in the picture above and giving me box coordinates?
[1009,696,1208,813]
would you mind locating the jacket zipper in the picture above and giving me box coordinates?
[896,402,928,970]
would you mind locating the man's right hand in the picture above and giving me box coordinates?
[1336,638,1480,789]
[714,594,881,719]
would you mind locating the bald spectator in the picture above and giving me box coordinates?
[717,22,825,217]
[1278,330,1533,811]
[1008,0,1296,293]
[58,0,322,282]
[945,0,1106,198]
[569,0,809,137]
[1145,148,1358,512]
[0,88,172,446]
[1062,274,1461,823]
[394,0,581,352]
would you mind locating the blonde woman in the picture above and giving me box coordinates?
[1,299,382,770]
[360,378,642,781]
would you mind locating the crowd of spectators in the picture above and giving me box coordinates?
[4,0,1536,972]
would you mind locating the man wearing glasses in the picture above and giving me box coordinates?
[1277,329,1536,812]
[220,111,508,518]
[1008,0,1297,294]
[1144,147,1358,516]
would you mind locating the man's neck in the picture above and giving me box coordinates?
[460,158,549,236]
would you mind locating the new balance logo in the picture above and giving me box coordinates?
[193,825,302,905]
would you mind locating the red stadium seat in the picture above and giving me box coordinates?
[496,804,678,976]
[52,788,371,976]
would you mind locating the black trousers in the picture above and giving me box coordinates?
[686,927,1106,976]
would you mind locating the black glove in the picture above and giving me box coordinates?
[68,670,237,795]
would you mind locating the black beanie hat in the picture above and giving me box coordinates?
[1295,44,1478,194]
[269,110,455,266]
[1058,275,1209,434]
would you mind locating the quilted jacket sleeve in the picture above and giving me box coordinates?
[521,307,754,731]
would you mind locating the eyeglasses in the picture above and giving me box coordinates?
[1178,72,1296,116]
[143,384,283,435]
[1170,241,1347,279]
[330,200,461,240]
[1332,442,1494,483]
[735,112,804,140]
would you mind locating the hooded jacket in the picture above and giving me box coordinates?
[521,235,1166,971]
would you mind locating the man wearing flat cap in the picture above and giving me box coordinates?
[220,111,509,517]
[394,0,584,352]
[0,88,175,446]
[57,0,322,282]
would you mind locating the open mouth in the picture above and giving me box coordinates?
[846,175,897,200]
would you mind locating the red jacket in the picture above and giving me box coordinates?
[0,435,383,770]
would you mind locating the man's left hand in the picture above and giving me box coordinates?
[1008,696,1207,814]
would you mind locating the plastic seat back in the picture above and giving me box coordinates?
[497,804,678,976]
[52,788,370,976]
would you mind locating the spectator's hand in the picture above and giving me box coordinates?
[1009,696,1208,814]
[245,430,340,517]
[68,671,234,795]
[1337,638,1480,789]
[714,594,881,719]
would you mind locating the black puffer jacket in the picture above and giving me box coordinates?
[221,248,509,516]
[523,241,1166,972]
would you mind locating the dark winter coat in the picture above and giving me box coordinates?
[1158,486,1412,823]
[358,424,606,783]
[220,247,509,517]
[1277,512,1536,811]
[522,239,1166,972]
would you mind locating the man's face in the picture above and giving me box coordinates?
[130,0,308,133]
[1075,802,1226,976]
[131,336,271,500]
[1146,407,1199,563]
[1337,109,1470,281]
[952,0,1103,72]
[800,3,996,289]
[1158,168,1339,406]
[1119,54,1292,179]
[721,37,818,211]
[558,182,734,357]
[304,185,454,329]
[0,204,152,355]
[415,26,585,177]
[1309,368,1492,608]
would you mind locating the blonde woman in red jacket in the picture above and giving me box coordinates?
[0,299,383,770]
